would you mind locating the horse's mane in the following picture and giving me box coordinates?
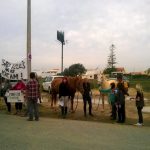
[101,74,117,89]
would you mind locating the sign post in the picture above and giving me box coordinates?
[57,31,65,73]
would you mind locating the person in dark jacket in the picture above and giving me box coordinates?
[82,79,93,117]
[59,77,70,118]
[134,84,144,126]
[2,79,12,113]
[116,74,129,123]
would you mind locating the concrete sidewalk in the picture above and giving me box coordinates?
[0,113,150,150]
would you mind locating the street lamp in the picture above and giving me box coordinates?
[57,31,65,73]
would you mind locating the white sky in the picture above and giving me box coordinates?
[0,0,150,72]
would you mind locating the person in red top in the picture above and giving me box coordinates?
[12,79,26,115]
[26,72,41,121]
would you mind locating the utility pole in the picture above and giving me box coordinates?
[27,0,31,79]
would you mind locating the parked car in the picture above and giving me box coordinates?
[42,75,64,93]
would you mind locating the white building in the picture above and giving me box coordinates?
[34,69,60,78]
[82,68,102,82]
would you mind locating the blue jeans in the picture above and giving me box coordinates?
[28,98,39,120]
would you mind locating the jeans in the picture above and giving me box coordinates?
[28,98,39,120]
[117,103,126,123]
[137,106,143,123]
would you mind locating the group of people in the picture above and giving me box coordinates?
[0,72,41,121]
[58,77,93,118]
[100,74,145,126]
[0,73,145,125]
[0,78,26,114]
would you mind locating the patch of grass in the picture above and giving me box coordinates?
[127,79,150,100]
[129,79,150,92]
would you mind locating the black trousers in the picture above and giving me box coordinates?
[83,97,92,115]
[137,106,143,123]
[15,103,23,111]
[117,104,126,123]
[4,96,11,112]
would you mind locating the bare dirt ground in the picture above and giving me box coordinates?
[0,88,150,126]
[37,88,150,126]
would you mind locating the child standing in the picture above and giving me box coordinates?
[109,83,117,120]
[135,84,144,126]
[99,82,117,120]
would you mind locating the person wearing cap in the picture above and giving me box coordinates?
[59,77,70,118]
[116,74,129,123]
[134,84,144,126]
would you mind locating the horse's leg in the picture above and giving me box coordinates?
[53,94,57,110]
[101,94,105,111]
[70,96,74,112]
[51,93,56,108]
[51,94,54,108]
[70,93,75,113]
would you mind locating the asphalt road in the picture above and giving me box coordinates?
[0,113,150,150]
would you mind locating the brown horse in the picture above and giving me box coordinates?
[51,76,84,111]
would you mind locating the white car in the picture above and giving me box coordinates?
[42,75,64,93]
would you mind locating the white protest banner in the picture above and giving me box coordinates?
[1,59,27,80]
[7,90,24,103]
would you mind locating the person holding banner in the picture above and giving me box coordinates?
[12,79,26,115]
[26,72,41,121]
[2,79,12,113]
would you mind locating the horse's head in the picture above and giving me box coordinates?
[100,74,118,90]
[74,76,84,94]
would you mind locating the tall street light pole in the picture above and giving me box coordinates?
[27,0,31,79]
[57,31,65,73]
[61,42,64,73]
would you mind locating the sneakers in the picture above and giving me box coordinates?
[134,123,144,126]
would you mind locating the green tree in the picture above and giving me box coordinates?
[63,63,87,76]
[103,67,117,75]
[103,44,117,75]
[107,44,117,68]
[145,68,150,75]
